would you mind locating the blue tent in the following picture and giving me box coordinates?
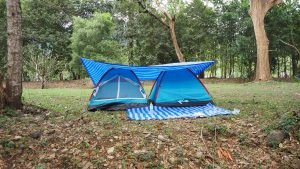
[149,68,213,107]
[88,68,147,111]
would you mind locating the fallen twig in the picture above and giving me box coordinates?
[200,127,213,158]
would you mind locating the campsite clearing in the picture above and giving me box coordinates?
[1,81,299,168]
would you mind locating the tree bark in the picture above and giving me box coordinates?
[6,0,22,109]
[249,0,282,81]
[169,20,185,62]
[291,51,298,77]
[0,74,5,109]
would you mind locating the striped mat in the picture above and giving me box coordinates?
[127,103,239,121]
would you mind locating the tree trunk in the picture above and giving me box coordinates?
[0,74,5,109]
[6,0,22,109]
[291,51,298,77]
[198,72,205,78]
[128,37,134,65]
[249,0,282,81]
[41,77,45,89]
[169,20,185,62]
[250,8,271,81]
[284,56,287,78]
[136,1,186,63]
[277,57,280,78]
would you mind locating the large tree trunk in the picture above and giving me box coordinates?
[252,15,271,81]
[249,0,282,81]
[169,20,185,62]
[6,0,22,109]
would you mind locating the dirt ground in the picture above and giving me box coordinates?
[1,80,299,169]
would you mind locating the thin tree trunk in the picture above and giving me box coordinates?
[72,71,77,80]
[128,37,134,65]
[0,74,5,109]
[224,62,227,78]
[279,39,300,77]
[41,77,45,89]
[136,1,185,62]
[291,51,298,77]
[169,20,185,62]
[284,56,287,78]
[248,60,252,79]
[6,0,22,109]
[229,58,232,77]
[277,57,280,78]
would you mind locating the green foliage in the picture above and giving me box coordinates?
[175,147,184,157]
[0,0,6,72]
[35,164,45,169]
[1,107,19,117]
[137,151,155,162]
[2,0,299,80]
[205,123,229,136]
[22,0,73,57]
[297,131,300,142]
[0,139,16,149]
[70,12,126,77]
[265,111,300,141]
[23,44,64,82]
[277,112,300,134]
[21,0,74,81]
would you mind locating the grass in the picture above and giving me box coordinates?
[2,81,299,168]
[23,81,300,124]
[22,81,300,136]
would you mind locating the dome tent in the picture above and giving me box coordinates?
[149,68,213,107]
[81,57,216,111]
[88,68,147,111]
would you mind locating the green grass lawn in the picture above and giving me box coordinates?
[1,81,299,168]
[23,81,300,124]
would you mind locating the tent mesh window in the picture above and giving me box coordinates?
[94,76,118,100]
[119,77,144,98]
[94,76,144,100]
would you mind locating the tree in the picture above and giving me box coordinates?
[6,0,22,109]
[0,0,6,72]
[23,44,63,89]
[265,0,300,78]
[70,12,126,78]
[22,0,74,81]
[249,0,283,81]
[136,0,186,62]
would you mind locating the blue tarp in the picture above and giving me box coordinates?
[80,58,215,86]
[127,103,239,120]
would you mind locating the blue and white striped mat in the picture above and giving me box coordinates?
[127,103,239,120]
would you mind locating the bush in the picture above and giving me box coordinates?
[2,107,19,117]
[265,111,300,139]
[277,112,300,134]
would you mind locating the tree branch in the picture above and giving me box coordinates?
[136,0,169,28]
[265,0,283,14]
[279,39,300,57]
